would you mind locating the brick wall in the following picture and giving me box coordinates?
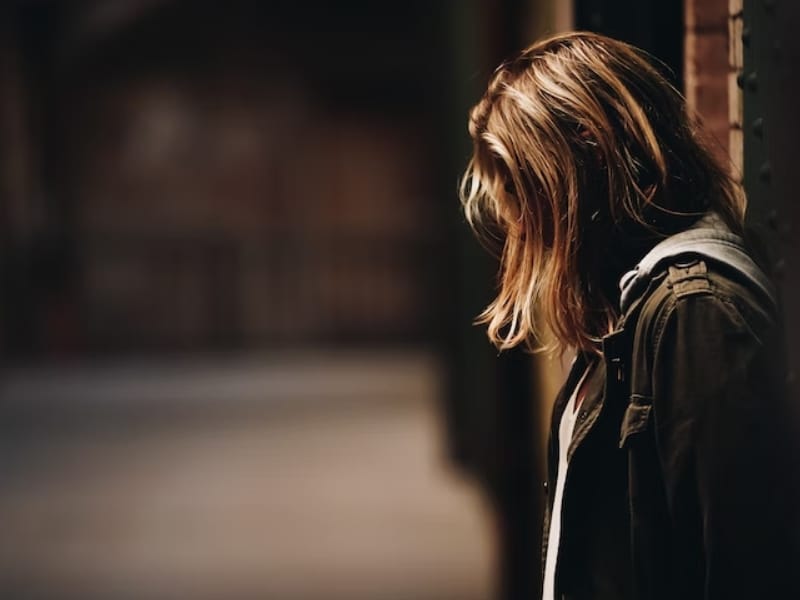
[684,0,744,175]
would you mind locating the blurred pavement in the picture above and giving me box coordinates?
[0,351,494,600]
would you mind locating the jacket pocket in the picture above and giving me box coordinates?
[619,394,653,449]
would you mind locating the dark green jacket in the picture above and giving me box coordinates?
[543,215,800,599]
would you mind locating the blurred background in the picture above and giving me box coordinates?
[0,1,797,599]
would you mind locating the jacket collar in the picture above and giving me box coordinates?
[618,212,777,314]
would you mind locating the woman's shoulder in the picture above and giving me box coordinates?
[625,254,786,408]
[633,254,780,355]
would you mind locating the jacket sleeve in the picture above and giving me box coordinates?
[650,291,800,599]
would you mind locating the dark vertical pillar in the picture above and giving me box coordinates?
[441,1,538,598]
[741,0,800,402]
[2,3,81,360]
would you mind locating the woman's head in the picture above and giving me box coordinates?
[461,31,744,355]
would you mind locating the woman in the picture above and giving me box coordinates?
[460,32,799,600]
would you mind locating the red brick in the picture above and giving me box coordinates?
[689,30,729,73]
[685,27,731,164]
[686,0,729,31]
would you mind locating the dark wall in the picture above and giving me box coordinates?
[575,0,684,87]
[742,0,800,394]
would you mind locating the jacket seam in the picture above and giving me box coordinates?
[651,294,677,355]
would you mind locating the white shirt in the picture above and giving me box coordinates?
[542,364,592,600]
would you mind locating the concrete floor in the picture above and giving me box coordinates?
[0,351,495,600]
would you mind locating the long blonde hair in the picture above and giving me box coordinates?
[460,31,745,355]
